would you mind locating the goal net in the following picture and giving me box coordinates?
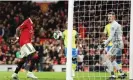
[72,1,130,80]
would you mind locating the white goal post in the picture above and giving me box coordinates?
[129,0,133,79]
[66,0,74,80]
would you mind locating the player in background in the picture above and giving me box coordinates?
[102,12,127,79]
[62,23,78,77]
[11,11,38,80]
[103,16,122,75]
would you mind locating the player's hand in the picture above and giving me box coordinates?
[98,44,105,49]
[100,39,107,43]
[10,36,19,44]
[103,40,108,47]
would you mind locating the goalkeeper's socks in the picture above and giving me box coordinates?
[106,59,113,73]
[111,60,126,76]
[112,60,121,70]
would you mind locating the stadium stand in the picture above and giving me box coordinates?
[0,1,130,72]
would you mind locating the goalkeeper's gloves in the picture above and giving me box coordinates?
[98,44,105,50]
[103,40,108,47]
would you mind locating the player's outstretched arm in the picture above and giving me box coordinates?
[11,27,21,44]
[15,19,26,38]
[16,27,20,38]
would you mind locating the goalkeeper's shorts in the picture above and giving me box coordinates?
[65,48,78,58]
[105,46,112,52]
[105,46,122,56]
[108,46,122,56]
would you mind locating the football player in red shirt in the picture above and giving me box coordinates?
[11,11,38,80]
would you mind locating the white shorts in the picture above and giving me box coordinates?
[20,43,36,58]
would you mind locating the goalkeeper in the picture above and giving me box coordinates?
[62,23,78,77]
[101,12,127,79]
[103,15,122,75]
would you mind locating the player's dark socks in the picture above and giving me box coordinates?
[15,60,25,74]
[29,59,35,72]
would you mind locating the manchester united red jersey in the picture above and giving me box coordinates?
[18,18,34,46]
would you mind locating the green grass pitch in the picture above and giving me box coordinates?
[0,72,129,80]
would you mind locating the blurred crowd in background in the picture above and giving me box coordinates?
[0,1,130,72]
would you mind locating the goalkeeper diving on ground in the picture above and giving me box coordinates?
[100,12,127,80]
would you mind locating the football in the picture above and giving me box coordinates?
[53,30,62,39]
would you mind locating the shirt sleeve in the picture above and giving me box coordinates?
[19,19,28,29]
[104,24,116,45]
[62,30,65,39]
[103,26,107,34]
[28,18,33,24]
